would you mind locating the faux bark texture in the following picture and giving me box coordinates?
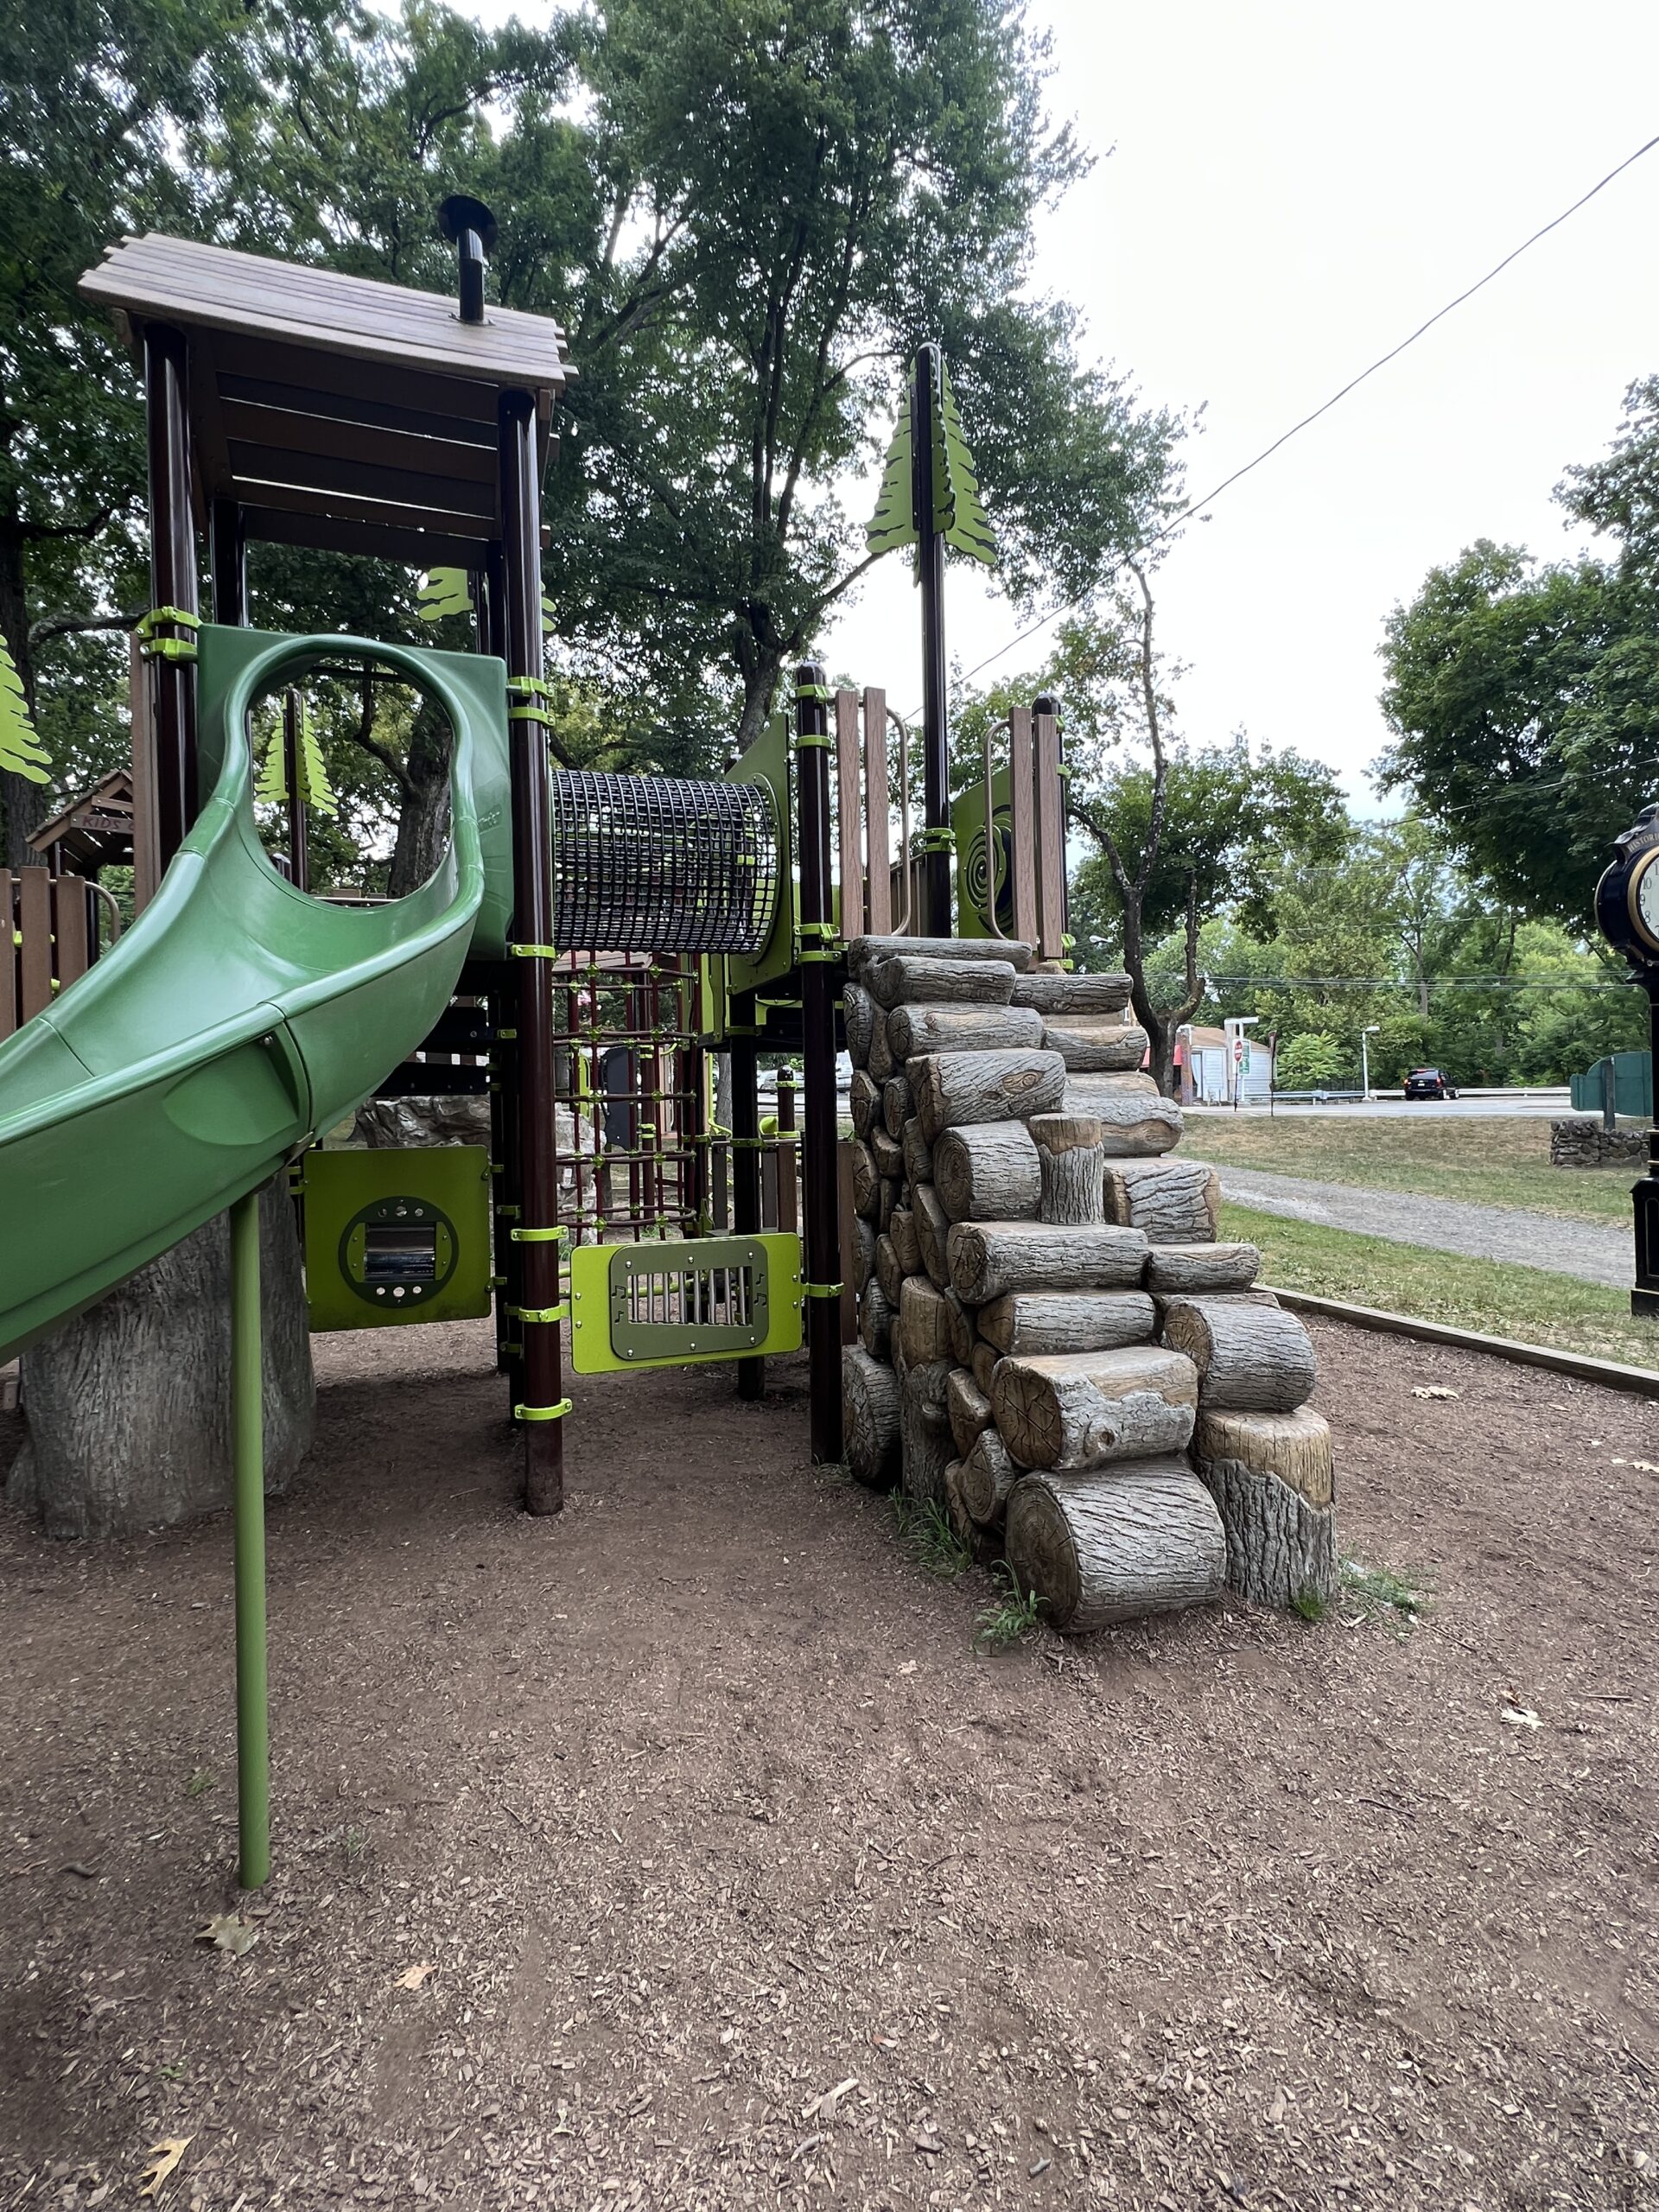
[946,1220,1150,1306]
[842,1345,901,1489]
[867,1009,894,1082]
[858,1277,893,1360]
[842,980,876,1068]
[976,1289,1158,1357]
[911,1048,1067,1144]
[943,1287,976,1368]
[865,954,1016,1011]
[890,1206,921,1277]
[1041,1019,1150,1072]
[1144,1242,1262,1294]
[970,1339,1001,1397]
[899,1369,955,1506]
[874,1232,906,1310]
[946,1366,995,1459]
[1101,1160,1221,1243]
[1008,971,1133,1015]
[851,1216,876,1296]
[881,1076,912,1141]
[1161,1302,1317,1413]
[849,932,1032,978]
[992,1344,1199,1471]
[1005,1462,1226,1630]
[912,1184,952,1291]
[901,1116,934,1191]
[849,1138,880,1221]
[932,1120,1041,1224]
[849,1069,880,1139]
[1196,1408,1338,1611]
[959,1424,1020,1528]
[1029,1113,1105,1225]
[870,1126,905,1182]
[1062,1074,1183,1157]
[896,1276,956,1369]
[10,1179,315,1540]
[887,1001,1046,1059]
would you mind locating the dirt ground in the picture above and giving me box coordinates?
[1,1318,1655,2212]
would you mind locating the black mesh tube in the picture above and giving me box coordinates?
[550,771,779,956]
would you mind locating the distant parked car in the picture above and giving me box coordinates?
[1403,1066,1457,1100]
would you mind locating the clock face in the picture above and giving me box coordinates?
[1632,849,1659,952]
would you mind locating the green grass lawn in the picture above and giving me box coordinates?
[1188,1112,1640,1224]
[1223,1201,1659,1371]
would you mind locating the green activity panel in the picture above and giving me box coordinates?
[569,1232,804,1374]
[301,1146,493,1331]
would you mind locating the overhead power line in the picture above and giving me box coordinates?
[943,127,1659,702]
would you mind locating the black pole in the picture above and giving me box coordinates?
[282,690,308,893]
[211,499,248,627]
[143,321,198,861]
[796,660,843,1464]
[731,997,764,1401]
[1635,981,1659,1318]
[912,342,951,938]
[499,389,565,1513]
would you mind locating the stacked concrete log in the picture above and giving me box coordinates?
[842,936,1338,1623]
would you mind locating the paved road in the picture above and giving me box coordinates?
[1187,1094,1572,1121]
[1198,1164,1634,1290]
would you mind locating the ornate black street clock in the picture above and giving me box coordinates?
[1593,804,1659,1316]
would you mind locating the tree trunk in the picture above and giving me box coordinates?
[859,1276,893,1359]
[970,1339,1000,1397]
[386,698,454,897]
[1101,1160,1220,1243]
[912,1183,952,1291]
[899,1367,954,1506]
[1195,1407,1337,1611]
[896,1274,955,1368]
[890,1205,921,1276]
[849,931,1032,978]
[946,1220,1149,1306]
[933,1120,1041,1224]
[976,1290,1157,1357]
[875,1231,906,1309]
[1161,1302,1316,1413]
[1145,1242,1261,1294]
[864,954,1017,1010]
[887,1001,1046,1058]
[991,1344,1198,1471]
[849,1070,880,1140]
[946,1366,995,1459]
[912,1048,1067,1143]
[901,1116,933,1190]
[1005,1461,1226,1630]
[1009,971,1132,1015]
[1030,1112,1105,1225]
[9,1179,314,1539]
[842,1345,901,1489]
[881,1075,912,1141]
[842,980,876,1067]
[1154,1290,1279,1335]
[1062,1073,1182,1155]
[960,1425,1020,1527]
[1041,1019,1149,1072]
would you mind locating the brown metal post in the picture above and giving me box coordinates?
[499,389,565,1514]
[282,690,308,891]
[143,321,199,860]
[912,345,951,938]
[775,1065,798,1235]
[211,499,248,627]
[796,660,843,1464]
[731,993,763,1401]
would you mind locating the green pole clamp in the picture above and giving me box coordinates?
[794,679,833,702]
[495,1203,521,1219]
[510,1224,571,1244]
[511,943,560,960]
[490,1274,508,1288]
[137,606,201,663]
[804,1280,844,1300]
[508,1302,569,1325]
[795,730,834,749]
[913,825,956,855]
[515,1398,574,1423]
[506,674,557,729]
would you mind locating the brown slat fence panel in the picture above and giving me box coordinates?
[17,866,52,1022]
[0,871,16,1039]
[861,687,891,938]
[54,877,89,993]
[1007,709,1039,949]
[1033,705,1065,960]
[835,688,862,941]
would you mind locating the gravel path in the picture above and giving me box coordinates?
[1202,1163,1634,1288]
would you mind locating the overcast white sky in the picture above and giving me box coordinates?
[465,0,1659,805]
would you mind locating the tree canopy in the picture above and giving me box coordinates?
[1377,377,1659,929]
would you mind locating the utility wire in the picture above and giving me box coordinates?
[940,127,1659,704]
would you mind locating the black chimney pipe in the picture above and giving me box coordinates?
[439,194,498,325]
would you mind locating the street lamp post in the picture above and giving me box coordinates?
[1361,1024,1380,1103]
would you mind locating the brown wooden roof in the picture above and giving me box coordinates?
[29,768,137,873]
[80,233,573,569]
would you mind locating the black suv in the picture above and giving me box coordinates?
[1403,1066,1457,1100]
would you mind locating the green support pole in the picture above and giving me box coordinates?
[231,1187,270,1889]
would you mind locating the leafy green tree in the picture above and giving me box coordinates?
[1378,378,1659,926]
[1273,1033,1348,1091]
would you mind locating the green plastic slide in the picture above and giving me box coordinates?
[0,626,513,1363]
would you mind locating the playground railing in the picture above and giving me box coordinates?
[2,866,119,1040]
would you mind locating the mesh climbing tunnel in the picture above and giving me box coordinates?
[550,771,779,956]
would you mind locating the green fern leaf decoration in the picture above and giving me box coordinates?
[542,589,556,636]
[934,362,996,566]
[865,386,918,555]
[296,703,337,817]
[0,637,51,785]
[418,567,472,621]
[255,722,287,806]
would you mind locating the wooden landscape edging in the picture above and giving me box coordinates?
[1264,1287,1659,1399]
